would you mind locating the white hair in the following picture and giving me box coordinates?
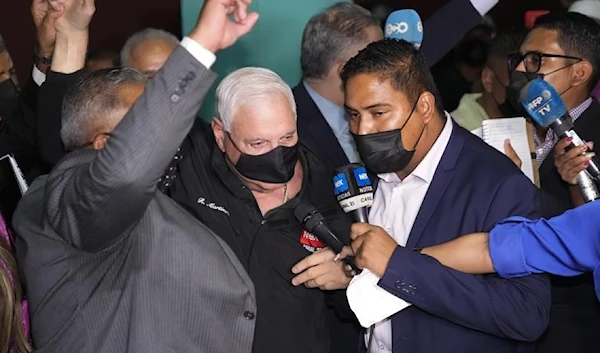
[215,67,296,132]
[120,28,179,68]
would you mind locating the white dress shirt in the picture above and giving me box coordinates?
[31,36,215,87]
[347,114,453,353]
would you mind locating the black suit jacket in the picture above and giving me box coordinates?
[0,76,41,223]
[36,71,84,169]
[296,0,486,170]
[0,77,40,173]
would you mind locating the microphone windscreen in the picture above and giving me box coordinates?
[294,202,323,232]
[520,78,568,127]
[384,9,424,49]
[333,164,374,214]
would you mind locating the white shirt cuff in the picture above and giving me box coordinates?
[470,0,498,16]
[180,37,216,69]
[32,65,46,86]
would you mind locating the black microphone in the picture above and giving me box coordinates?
[333,164,374,223]
[294,202,360,273]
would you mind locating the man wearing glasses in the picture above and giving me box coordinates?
[504,12,600,353]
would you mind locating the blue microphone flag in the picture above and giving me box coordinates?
[384,9,424,49]
[520,78,568,127]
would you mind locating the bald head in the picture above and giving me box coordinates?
[121,29,179,79]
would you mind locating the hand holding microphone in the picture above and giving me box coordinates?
[520,79,600,201]
[346,223,399,278]
[291,202,358,290]
[554,138,596,185]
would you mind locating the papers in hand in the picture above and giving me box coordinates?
[0,154,28,195]
[346,268,412,328]
[472,118,539,186]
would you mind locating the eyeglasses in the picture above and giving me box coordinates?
[507,52,582,73]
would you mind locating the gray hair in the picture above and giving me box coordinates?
[120,28,179,68]
[61,68,147,150]
[215,67,296,132]
[301,2,380,79]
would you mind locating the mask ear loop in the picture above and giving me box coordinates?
[403,94,427,152]
[541,58,582,77]
[398,95,420,130]
[488,70,508,108]
[531,60,580,97]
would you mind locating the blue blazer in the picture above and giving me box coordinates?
[295,0,486,170]
[371,122,551,353]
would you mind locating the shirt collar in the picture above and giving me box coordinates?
[570,97,593,121]
[534,97,593,147]
[303,80,349,137]
[378,112,454,184]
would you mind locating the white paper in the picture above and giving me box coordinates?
[480,118,536,184]
[346,268,412,328]
[1,154,28,195]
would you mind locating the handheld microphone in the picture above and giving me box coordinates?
[520,79,600,179]
[333,164,374,223]
[521,79,600,202]
[384,9,424,49]
[294,202,360,273]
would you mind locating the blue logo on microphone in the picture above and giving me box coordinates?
[333,173,349,195]
[353,167,371,187]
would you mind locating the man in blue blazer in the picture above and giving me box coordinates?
[294,0,500,169]
[293,39,550,352]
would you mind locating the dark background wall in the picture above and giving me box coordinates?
[356,0,566,26]
[1,0,567,85]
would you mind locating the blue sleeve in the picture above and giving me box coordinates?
[490,199,600,278]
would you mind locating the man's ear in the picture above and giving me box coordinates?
[571,60,594,89]
[481,67,495,93]
[92,134,110,150]
[212,117,226,152]
[416,91,437,124]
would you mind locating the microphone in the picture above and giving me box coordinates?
[294,202,360,273]
[520,79,600,179]
[333,164,374,223]
[384,9,424,49]
[520,79,600,202]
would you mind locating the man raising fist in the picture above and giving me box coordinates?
[13,0,258,352]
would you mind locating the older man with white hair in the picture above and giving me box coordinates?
[164,66,353,353]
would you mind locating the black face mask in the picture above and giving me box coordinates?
[487,69,521,118]
[0,79,19,118]
[352,101,424,175]
[505,70,543,117]
[228,134,299,184]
